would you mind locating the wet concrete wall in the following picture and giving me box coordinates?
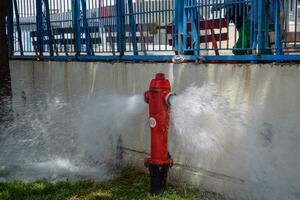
[9,60,300,200]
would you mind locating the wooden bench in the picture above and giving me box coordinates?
[30,26,102,56]
[103,23,155,55]
[269,31,300,54]
[30,23,155,56]
[167,18,228,55]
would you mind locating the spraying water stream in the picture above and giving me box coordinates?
[1,72,299,199]
[170,84,247,168]
[0,93,145,181]
[169,83,300,200]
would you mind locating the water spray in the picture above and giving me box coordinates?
[144,73,175,195]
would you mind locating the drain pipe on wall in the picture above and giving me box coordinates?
[144,73,175,195]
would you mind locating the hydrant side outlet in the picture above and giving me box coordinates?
[144,73,173,195]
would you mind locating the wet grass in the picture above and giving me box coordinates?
[0,167,224,200]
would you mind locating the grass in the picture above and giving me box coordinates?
[0,167,224,200]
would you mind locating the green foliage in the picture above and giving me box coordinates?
[0,168,224,200]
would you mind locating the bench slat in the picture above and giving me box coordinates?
[104,24,154,32]
[31,36,153,46]
[108,36,154,43]
[32,37,102,45]
[269,32,300,54]
[269,32,300,44]
[30,24,155,37]
[167,18,227,34]
[168,33,228,45]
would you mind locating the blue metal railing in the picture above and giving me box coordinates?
[7,0,300,62]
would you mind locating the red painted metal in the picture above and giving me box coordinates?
[144,73,173,167]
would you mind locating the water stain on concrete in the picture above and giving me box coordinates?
[260,122,274,146]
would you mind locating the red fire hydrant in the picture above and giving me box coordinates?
[144,73,175,195]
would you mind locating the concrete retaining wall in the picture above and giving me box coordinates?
[9,60,300,200]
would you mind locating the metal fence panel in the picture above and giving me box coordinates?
[8,0,300,62]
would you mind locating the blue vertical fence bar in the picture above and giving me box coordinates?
[44,0,54,56]
[274,0,282,55]
[8,0,300,62]
[257,0,265,55]
[14,0,24,55]
[283,0,288,49]
[116,0,126,56]
[175,0,186,54]
[72,0,81,56]
[81,0,92,55]
[7,3,14,57]
[182,0,187,55]
[36,0,44,56]
[251,0,258,55]
[190,0,200,56]
[128,0,138,55]
[294,0,298,48]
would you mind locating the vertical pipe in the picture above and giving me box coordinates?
[128,0,138,55]
[275,0,282,55]
[157,0,160,51]
[226,0,229,49]
[116,0,125,55]
[141,0,147,55]
[251,0,258,56]
[234,0,238,50]
[104,0,108,52]
[146,0,149,51]
[151,1,155,51]
[99,0,104,53]
[81,0,93,55]
[14,0,24,55]
[72,0,81,56]
[175,0,186,54]
[164,0,167,51]
[43,0,54,56]
[7,3,14,57]
[242,1,245,49]
[249,0,253,52]
[283,0,288,49]
[204,0,208,49]
[190,0,199,55]
[294,0,298,47]
[257,0,265,55]
[36,0,44,56]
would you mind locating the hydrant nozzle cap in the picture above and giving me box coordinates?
[165,92,176,106]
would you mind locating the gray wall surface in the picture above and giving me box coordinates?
[9,60,300,200]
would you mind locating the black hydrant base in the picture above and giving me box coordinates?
[148,164,170,196]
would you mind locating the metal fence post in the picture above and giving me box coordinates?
[175,0,187,55]
[36,0,44,56]
[116,0,126,56]
[81,0,93,55]
[190,0,199,56]
[7,2,14,57]
[14,0,24,56]
[128,0,138,56]
[43,0,54,56]
[274,0,282,55]
[257,0,265,55]
[72,0,81,56]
